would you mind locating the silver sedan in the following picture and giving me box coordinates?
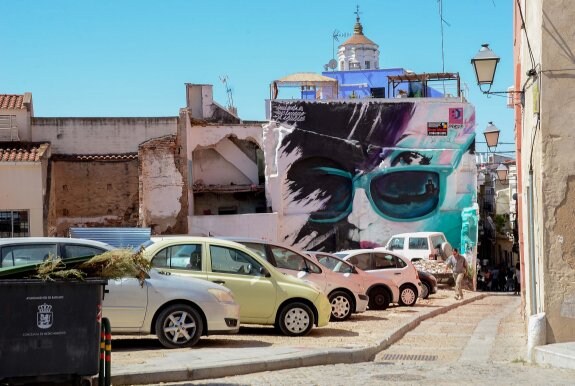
[103,269,240,348]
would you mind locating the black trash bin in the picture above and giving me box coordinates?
[0,278,107,385]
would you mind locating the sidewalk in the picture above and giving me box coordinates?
[105,290,574,385]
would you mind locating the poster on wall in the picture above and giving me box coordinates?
[427,122,448,136]
[448,107,464,129]
[270,100,476,252]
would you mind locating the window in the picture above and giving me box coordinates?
[0,210,29,238]
[394,255,407,268]
[347,253,371,271]
[209,245,263,275]
[241,242,267,260]
[373,253,396,269]
[409,237,428,250]
[151,244,203,271]
[430,235,446,250]
[388,237,404,251]
[365,61,370,69]
[270,246,306,271]
[1,244,58,267]
[370,87,385,98]
[0,115,16,128]
[64,245,106,259]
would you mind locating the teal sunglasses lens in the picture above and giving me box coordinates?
[370,171,440,219]
[309,181,353,221]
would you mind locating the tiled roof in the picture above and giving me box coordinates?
[340,33,377,47]
[0,143,49,162]
[0,95,25,110]
[52,153,138,162]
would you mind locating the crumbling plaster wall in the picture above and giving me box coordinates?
[139,135,186,234]
[535,0,575,342]
[31,117,177,154]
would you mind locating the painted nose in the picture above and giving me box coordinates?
[346,188,380,229]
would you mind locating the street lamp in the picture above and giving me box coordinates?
[484,121,501,150]
[471,44,500,92]
[471,43,530,97]
[496,163,509,184]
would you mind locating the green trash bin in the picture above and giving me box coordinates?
[0,278,107,385]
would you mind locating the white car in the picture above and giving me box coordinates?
[306,251,400,310]
[226,238,369,322]
[0,237,114,267]
[104,268,240,349]
[334,249,423,307]
[384,232,452,262]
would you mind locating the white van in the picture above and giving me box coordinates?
[384,232,452,262]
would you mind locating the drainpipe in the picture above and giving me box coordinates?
[526,166,545,362]
[527,168,537,314]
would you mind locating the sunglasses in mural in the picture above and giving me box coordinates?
[307,136,475,223]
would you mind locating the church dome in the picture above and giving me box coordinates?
[337,9,380,71]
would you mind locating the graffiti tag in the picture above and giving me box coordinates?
[272,104,306,122]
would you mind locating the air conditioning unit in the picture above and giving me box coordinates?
[506,86,515,108]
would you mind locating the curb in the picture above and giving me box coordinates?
[111,294,489,385]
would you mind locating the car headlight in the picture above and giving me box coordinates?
[208,288,236,303]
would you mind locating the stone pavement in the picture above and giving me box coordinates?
[107,290,575,385]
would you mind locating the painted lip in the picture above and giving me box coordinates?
[359,240,381,249]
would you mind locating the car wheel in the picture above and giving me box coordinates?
[421,281,431,299]
[155,304,203,349]
[399,284,418,306]
[277,302,314,336]
[368,287,390,310]
[329,291,353,321]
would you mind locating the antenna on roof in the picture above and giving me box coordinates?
[332,29,351,61]
[219,75,236,115]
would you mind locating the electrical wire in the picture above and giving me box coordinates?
[516,0,537,72]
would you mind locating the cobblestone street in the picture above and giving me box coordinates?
[171,295,575,385]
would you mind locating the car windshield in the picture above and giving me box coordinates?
[333,252,349,259]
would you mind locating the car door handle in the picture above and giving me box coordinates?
[212,280,226,285]
[394,272,402,275]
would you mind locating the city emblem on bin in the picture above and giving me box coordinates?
[37,303,53,329]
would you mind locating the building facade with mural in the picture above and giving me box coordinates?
[265,98,477,254]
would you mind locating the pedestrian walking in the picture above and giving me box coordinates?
[446,248,468,300]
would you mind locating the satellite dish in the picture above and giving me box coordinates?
[328,59,337,70]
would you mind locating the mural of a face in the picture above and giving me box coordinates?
[271,100,476,252]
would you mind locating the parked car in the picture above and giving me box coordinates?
[143,236,331,336]
[417,270,438,299]
[384,232,452,262]
[334,248,423,307]
[223,237,369,321]
[305,250,400,311]
[104,269,240,348]
[0,237,115,267]
[0,251,241,349]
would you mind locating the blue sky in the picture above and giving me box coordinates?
[1,0,515,155]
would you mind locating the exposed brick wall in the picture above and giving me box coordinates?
[48,160,139,236]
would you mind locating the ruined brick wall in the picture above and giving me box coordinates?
[139,135,187,234]
[48,158,139,236]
